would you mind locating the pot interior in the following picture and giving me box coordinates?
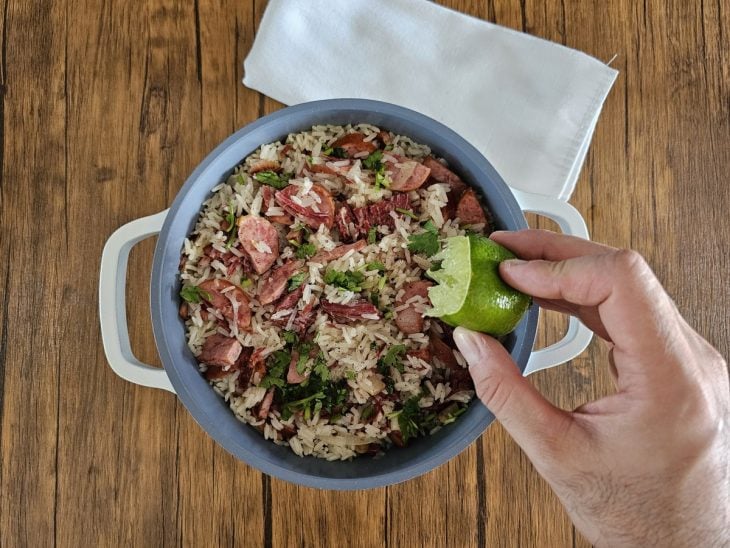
[151,99,538,489]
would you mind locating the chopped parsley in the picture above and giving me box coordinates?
[360,403,376,421]
[344,370,357,380]
[365,261,386,272]
[323,269,365,292]
[295,243,317,260]
[322,146,348,158]
[374,169,389,190]
[253,170,292,189]
[235,173,247,186]
[407,220,440,257]
[312,353,329,381]
[224,201,237,247]
[397,395,422,444]
[362,150,383,170]
[281,330,298,345]
[395,208,417,219]
[287,273,306,291]
[367,226,378,244]
[179,285,211,303]
[240,277,253,289]
[259,350,290,389]
[378,345,407,374]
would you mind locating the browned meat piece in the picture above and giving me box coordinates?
[407,347,432,363]
[237,215,280,274]
[278,144,293,159]
[352,206,371,235]
[257,388,275,419]
[275,183,336,230]
[261,185,294,225]
[395,280,433,335]
[335,203,358,242]
[198,334,242,368]
[331,132,378,157]
[351,193,410,235]
[203,366,229,381]
[388,431,405,447]
[276,284,304,311]
[258,259,304,305]
[448,368,474,392]
[321,299,381,322]
[203,244,255,276]
[456,189,488,226]
[290,302,317,335]
[286,350,308,384]
[310,240,366,264]
[198,279,252,330]
[249,159,281,174]
[385,155,431,191]
[377,130,391,145]
[422,157,468,195]
[179,302,189,319]
[429,334,459,370]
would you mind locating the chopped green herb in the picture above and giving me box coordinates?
[259,350,290,389]
[378,276,387,291]
[367,226,378,244]
[398,395,423,444]
[180,285,211,303]
[322,147,334,156]
[288,239,301,248]
[345,370,357,380]
[282,330,298,345]
[236,173,247,186]
[224,201,238,248]
[254,170,292,190]
[384,309,395,320]
[407,220,440,257]
[396,208,417,219]
[323,269,365,292]
[240,277,253,289]
[438,403,468,425]
[378,344,407,373]
[287,273,306,291]
[374,170,390,190]
[331,147,348,159]
[312,353,329,381]
[360,403,376,421]
[365,261,386,272]
[362,150,383,170]
[295,243,317,260]
[295,351,310,374]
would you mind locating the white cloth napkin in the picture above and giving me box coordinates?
[243,0,617,200]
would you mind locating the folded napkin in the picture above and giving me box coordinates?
[243,0,617,200]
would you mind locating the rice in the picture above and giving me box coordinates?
[178,123,487,460]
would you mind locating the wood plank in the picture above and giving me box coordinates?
[0,0,66,545]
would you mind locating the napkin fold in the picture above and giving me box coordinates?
[243,0,617,200]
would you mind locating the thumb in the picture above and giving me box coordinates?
[453,326,573,458]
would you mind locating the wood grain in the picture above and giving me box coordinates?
[0,0,727,546]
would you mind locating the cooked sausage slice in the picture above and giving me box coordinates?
[261,185,293,225]
[286,350,308,384]
[422,157,468,196]
[198,334,242,368]
[275,183,336,230]
[198,279,252,330]
[310,240,366,264]
[456,189,487,226]
[321,299,381,322]
[385,155,431,191]
[258,259,305,305]
[257,388,275,419]
[276,284,304,311]
[429,334,460,370]
[407,347,432,363]
[249,159,281,174]
[331,132,378,157]
[395,280,433,334]
[237,215,280,274]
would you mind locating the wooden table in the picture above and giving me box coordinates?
[1,1,727,546]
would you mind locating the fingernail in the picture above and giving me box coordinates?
[453,327,483,364]
[502,259,527,268]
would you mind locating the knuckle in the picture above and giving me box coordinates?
[614,248,649,276]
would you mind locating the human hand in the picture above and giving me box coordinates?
[453,229,729,547]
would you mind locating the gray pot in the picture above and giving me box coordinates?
[99,99,591,490]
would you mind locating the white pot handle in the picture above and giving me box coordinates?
[98,210,175,392]
[510,190,594,376]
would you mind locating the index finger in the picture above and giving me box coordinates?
[490,229,616,261]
